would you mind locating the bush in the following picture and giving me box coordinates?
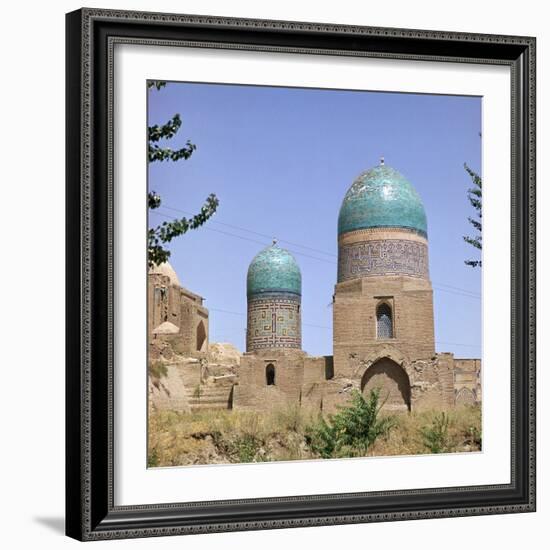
[228,434,263,463]
[420,412,451,453]
[306,388,395,459]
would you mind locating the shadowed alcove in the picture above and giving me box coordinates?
[196,320,207,352]
[361,357,410,411]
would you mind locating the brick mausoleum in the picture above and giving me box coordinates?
[148,160,481,414]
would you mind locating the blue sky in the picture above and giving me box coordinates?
[148,82,481,358]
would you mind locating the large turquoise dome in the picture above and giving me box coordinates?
[338,164,427,237]
[247,243,301,297]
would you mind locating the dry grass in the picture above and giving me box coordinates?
[368,406,481,457]
[148,404,481,467]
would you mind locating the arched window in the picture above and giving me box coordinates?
[376,303,393,339]
[266,364,275,386]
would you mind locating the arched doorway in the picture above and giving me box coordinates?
[361,358,410,411]
[196,320,207,352]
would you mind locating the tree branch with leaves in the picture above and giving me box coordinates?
[147,81,219,267]
[463,162,482,268]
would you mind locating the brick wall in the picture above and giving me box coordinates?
[233,350,305,409]
[453,358,481,405]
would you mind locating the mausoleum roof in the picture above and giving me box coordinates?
[338,161,427,237]
[247,242,301,297]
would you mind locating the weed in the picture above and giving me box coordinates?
[147,447,159,468]
[420,412,451,453]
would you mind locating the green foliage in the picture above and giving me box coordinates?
[147,81,167,91]
[148,362,168,380]
[466,420,482,448]
[147,81,219,267]
[229,434,263,463]
[148,193,219,267]
[148,113,182,144]
[148,113,197,162]
[306,389,395,459]
[420,412,451,453]
[147,447,159,467]
[463,161,482,268]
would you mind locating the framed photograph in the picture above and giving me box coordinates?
[65,8,536,541]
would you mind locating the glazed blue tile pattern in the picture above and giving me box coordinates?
[247,295,301,351]
[338,165,428,237]
[247,244,302,297]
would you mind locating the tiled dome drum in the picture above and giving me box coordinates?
[337,163,430,282]
[246,243,302,351]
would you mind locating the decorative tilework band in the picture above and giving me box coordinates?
[338,238,429,281]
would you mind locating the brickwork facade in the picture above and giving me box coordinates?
[333,274,436,377]
[149,164,481,416]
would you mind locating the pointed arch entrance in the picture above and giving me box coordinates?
[361,357,411,411]
[196,320,207,352]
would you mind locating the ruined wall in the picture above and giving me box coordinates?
[232,350,305,410]
[148,273,170,335]
[300,356,333,411]
[150,347,480,414]
[230,346,463,415]
[453,358,482,406]
[409,353,455,410]
[172,293,209,357]
[148,272,209,358]
[334,348,455,412]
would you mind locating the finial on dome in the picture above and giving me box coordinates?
[272,237,278,246]
[380,156,385,166]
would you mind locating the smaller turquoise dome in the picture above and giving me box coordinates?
[338,164,427,237]
[247,243,301,297]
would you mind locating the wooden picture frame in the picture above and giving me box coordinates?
[65,7,536,541]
